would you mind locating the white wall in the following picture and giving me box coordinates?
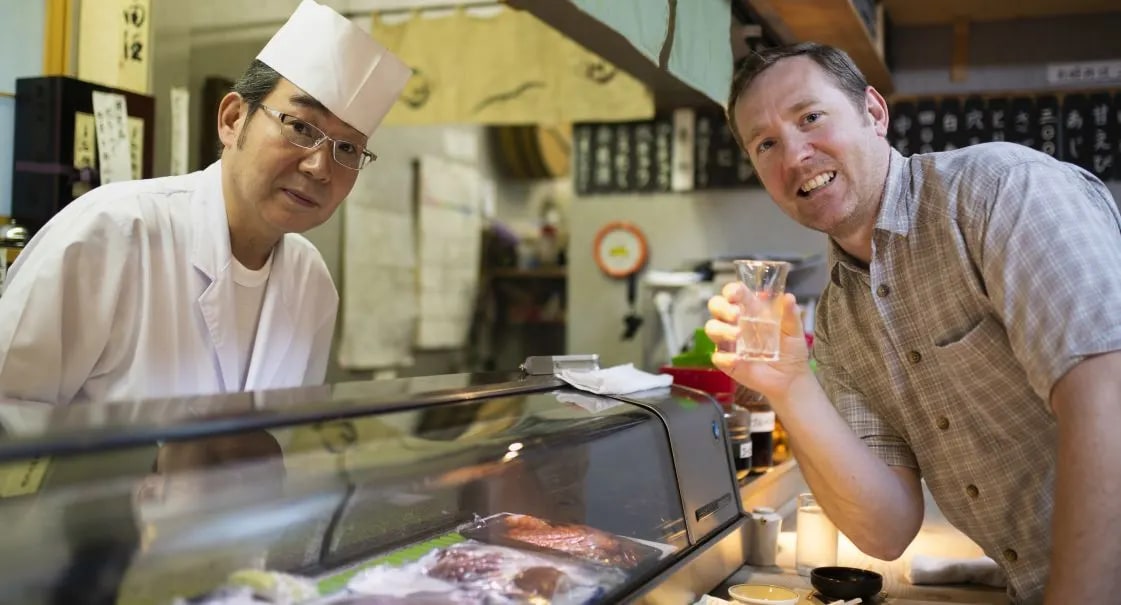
[0,0,46,216]
[566,189,825,371]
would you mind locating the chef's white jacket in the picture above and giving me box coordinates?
[0,161,338,405]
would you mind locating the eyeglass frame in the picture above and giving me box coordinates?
[257,104,377,171]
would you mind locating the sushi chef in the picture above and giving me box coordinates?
[0,0,411,405]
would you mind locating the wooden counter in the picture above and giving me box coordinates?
[725,461,1010,604]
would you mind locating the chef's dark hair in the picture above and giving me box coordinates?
[233,59,281,116]
[225,59,281,151]
[726,42,868,152]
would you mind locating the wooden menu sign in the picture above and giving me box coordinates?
[573,110,757,196]
[888,88,1119,182]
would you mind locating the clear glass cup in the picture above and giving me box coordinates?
[733,260,791,361]
[795,492,838,576]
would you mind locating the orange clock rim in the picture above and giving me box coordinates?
[593,221,649,278]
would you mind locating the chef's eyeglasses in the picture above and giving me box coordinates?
[259,105,376,171]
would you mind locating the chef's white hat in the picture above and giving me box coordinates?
[256,0,411,138]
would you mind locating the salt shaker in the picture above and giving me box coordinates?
[747,506,783,567]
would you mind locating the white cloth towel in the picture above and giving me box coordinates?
[907,554,1006,588]
[557,363,673,395]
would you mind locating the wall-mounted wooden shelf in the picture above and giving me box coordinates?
[740,0,894,96]
[883,0,1121,26]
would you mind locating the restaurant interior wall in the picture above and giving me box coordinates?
[0,0,46,217]
[566,10,1121,370]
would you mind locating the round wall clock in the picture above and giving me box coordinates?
[593,221,648,278]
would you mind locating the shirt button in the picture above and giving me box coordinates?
[876,284,891,297]
[937,417,950,430]
[966,484,979,498]
[1003,548,1018,563]
[908,351,923,364]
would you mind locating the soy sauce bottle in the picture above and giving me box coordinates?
[736,385,775,474]
[725,405,752,473]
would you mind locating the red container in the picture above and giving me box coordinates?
[659,365,736,408]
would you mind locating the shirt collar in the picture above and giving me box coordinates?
[873,147,913,237]
[828,147,911,287]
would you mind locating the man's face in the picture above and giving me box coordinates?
[732,57,889,240]
[219,78,366,237]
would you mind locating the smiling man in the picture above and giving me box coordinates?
[707,43,1121,605]
[0,0,410,405]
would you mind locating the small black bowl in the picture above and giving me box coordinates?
[810,566,883,601]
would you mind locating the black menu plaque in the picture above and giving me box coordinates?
[939,97,966,151]
[963,95,988,147]
[1036,95,1061,160]
[591,124,615,193]
[694,111,717,190]
[633,121,657,193]
[915,98,938,154]
[1061,93,1093,171]
[890,100,917,156]
[653,116,675,193]
[1009,96,1037,150]
[612,122,635,193]
[988,97,1009,143]
[573,123,594,195]
[1088,92,1115,181]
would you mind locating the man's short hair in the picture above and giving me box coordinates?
[726,42,869,150]
[233,59,282,117]
[225,60,282,152]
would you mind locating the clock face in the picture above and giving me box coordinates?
[594,222,648,278]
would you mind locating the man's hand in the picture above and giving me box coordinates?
[705,282,812,406]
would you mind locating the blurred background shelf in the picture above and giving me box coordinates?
[489,267,568,280]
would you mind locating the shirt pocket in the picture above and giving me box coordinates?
[931,314,1049,437]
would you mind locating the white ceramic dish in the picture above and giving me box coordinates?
[727,584,801,605]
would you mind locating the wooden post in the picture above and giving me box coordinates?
[951,18,970,83]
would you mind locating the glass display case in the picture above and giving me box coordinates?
[0,363,750,605]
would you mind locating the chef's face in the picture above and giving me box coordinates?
[218,78,365,236]
[732,56,890,240]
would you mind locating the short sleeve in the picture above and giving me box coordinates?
[972,160,1121,403]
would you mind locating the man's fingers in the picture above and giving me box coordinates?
[780,293,804,336]
[722,281,748,304]
[705,318,739,350]
[707,295,740,324]
[711,351,739,374]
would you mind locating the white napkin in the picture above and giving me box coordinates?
[907,554,1006,588]
[557,363,673,395]
[555,391,626,413]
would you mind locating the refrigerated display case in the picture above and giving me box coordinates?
[0,360,752,605]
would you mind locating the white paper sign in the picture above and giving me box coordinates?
[415,155,484,350]
[91,91,133,184]
[1047,60,1121,85]
[170,86,190,176]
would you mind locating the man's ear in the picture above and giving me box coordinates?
[865,85,890,138]
[217,92,247,150]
